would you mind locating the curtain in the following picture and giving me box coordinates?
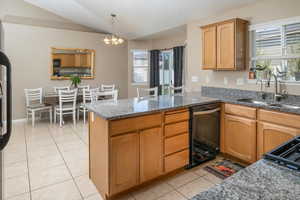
[149,50,160,94]
[173,46,184,87]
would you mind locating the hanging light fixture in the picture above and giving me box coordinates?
[103,14,124,45]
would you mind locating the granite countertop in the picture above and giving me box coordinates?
[85,92,219,120]
[191,159,300,200]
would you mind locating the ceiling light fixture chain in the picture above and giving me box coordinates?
[103,14,124,45]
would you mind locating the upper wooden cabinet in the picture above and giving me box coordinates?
[201,18,249,71]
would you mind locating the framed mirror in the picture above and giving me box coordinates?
[51,48,95,80]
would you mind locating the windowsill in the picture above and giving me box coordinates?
[131,82,149,86]
[247,79,300,85]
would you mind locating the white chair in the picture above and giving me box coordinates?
[137,87,158,98]
[54,86,70,93]
[90,88,101,103]
[78,85,90,92]
[54,89,77,127]
[77,88,98,123]
[101,84,115,91]
[99,90,118,101]
[168,85,184,95]
[24,88,52,127]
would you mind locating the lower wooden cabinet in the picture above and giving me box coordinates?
[140,128,163,183]
[224,114,256,163]
[110,132,139,195]
[257,122,300,159]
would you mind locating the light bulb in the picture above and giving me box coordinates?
[111,36,117,42]
[104,37,110,44]
[118,38,124,44]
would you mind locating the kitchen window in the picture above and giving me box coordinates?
[132,50,149,84]
[251,17,300,81]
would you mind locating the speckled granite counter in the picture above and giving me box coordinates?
[86,93,219,120]
[191,159,300,200]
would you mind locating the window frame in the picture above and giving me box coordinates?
[131,49,149,85]
[250,16,300,83]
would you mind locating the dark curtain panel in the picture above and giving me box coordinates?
[173,46,184,87]
[150,50,160,94]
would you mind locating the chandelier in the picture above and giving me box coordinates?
[103,14,124,45]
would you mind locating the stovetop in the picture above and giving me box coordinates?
[264,136,300,170]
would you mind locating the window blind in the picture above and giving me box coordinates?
[285,23,300,55]
[255,27,282,57]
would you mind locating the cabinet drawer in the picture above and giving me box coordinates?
[164,150,189,173]
[165,109,189,124]
[165,133,189,155]
[225,104,256,119]
[164,121,189,137]
[258,109,300,129]
[110,113,162,136]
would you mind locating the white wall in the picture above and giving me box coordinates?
[186,0,300,94]
[3,23,128,119]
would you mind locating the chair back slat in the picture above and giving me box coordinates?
[98,90,118,101]
[90,88,100,103]
[58,89,77,109]
[101,84,115,92]
[24,88,43,106]
[54,86,70,93]
[78,85,90,93]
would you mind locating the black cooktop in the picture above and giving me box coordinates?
[264,136,300,170]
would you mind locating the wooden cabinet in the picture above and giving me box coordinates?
[140,127,163,183]
[110,132,139,195]
[202,26,217,69]
[224,114,257,163]
[257,122,300,159]
[201,18,248,71]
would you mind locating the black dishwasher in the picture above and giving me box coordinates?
[187,103,220,169]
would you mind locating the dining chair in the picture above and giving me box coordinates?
[99,90,118,101]
[24,88,52,127]
[90,88,101,103]
[137,87,158,98]
[54,89,77,127]
[77,87,99,124]
[101,84,115,91]
[54,86,70,93]
[78,85,90,93]
[168,85,185,95]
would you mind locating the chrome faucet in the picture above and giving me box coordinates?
[272,74,283,102]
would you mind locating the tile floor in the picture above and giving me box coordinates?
[3,120,222,200]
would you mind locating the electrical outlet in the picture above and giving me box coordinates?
[224,77,228,85]
[236,78,245,85]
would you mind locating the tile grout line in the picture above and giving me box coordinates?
[23,121,33,200]
[47,123,85,200]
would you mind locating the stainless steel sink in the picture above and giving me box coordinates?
[237,98,300,110]
[237,98,268,106]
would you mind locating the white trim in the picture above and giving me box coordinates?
[12,118,26,123]
[249,16,300,31]
[251,55,300,61]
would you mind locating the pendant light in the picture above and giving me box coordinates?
[103,14,124,45]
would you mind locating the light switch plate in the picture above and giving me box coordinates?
[192,76,199,82]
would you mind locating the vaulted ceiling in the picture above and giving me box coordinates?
[24,0,257,39]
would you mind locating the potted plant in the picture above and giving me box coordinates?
[294,59,300,81]
[70,76,81,88]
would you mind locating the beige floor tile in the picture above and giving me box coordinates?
[75,174,98,198]
[203,173,223,185]
[156,190,187,200]
[4,174,30,199]
[4,161,28,179]
[28,154,64,171]
[6,193,30,200]
[132,181,173,200]
[166,171,199,188]
[84,193,104,200]
[53,132,81,144]
[66,158,89,177]
[62,147,89,162]
[192,167,209,177]
[3,151,27,166]
[29,164,72,190]
[27,144,60,160]
[57,140,87,152]
[31,180,82,200]
[177,177,214,199]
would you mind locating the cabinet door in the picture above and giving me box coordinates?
[110,132,139,195]
[257,122,300,158]
[140,127,163,183]
[81,54,91,67]
[202,26,217,69]
[225,114,256,163]
[217,21,235,70]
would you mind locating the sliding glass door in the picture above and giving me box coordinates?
[159,50,174,95]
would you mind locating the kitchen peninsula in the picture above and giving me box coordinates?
[86,93,219,199]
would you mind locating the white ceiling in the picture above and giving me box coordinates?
[24,0,257,39]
